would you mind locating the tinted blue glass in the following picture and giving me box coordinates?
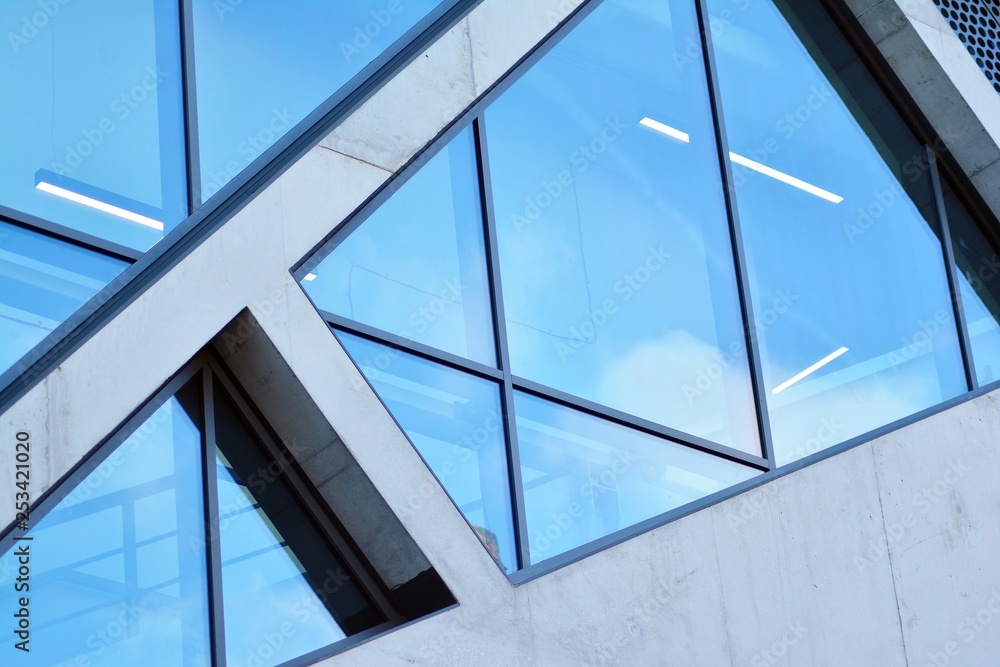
[486,0,760,454]
[515,391,757,565]
[0,0,186,250]
[0,394,211,665]
[216,454,348,663]
[709,0,967,464]
[193,0,440,201]
[304,127,496,365]
[942,178,1000,386]
[0,221,128,376]
[212,385,383,663]
[338,331,517,573]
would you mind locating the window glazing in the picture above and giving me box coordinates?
[297,0,1000,573]
[0,0,186,250]
[192,0,441,201]
[0,382,212,666]
[0,362,404,664]
[304,126,496,366]
[516,391,756,564]
[338,330,518,574]
[0,221,128,377]
[486,0,759,454]
[708,0,967,464]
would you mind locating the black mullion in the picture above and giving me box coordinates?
[179,0,201,212]
[324,310,504,381]
[474,115,532,570]
[928,146,978,390]
[695,0,775,469]
[201,369,227,666]
[512,375,769,471]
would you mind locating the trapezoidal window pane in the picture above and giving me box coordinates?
[485,0,760,455]
[708,0,967,465]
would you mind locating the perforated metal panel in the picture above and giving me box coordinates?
[934,0,1000,93]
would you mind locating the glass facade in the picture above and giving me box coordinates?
[0,0,461,385]
[708,0,968,464]
[0,364,395,665]
[297,0,1000,571]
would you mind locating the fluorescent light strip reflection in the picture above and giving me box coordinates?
[729,153,843,204]
[639,117,690,143]
[35,181,164,231]
[772,346,849,395]
[303,273,318,282]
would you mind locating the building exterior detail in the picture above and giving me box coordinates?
[2,0,1000,665]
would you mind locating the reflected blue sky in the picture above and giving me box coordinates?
[215,450,348,666]
[338,330,518,573]
[0,396,211,666]
[516,391,757,565]
[305,126,496,366]
[708,0,967,464]
[193,0,440,201]
[0,221,127,379]
[0,0,186,250]
[486,0,759,454]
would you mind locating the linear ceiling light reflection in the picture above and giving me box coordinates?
[729,153,843,204]
[772,346,849,395]
[303,273,318,281]
[639,117,690,143]
[35,181,164,231]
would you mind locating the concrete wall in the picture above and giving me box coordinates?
[2,0,1000,665]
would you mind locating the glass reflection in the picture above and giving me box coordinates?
[0,382,211,665]
[486,0,759,454]
[338,331,518,573]
[708,0,967,464]
[304,126,496,365]
[212,386,383,665]
[942,176,1000,386]
[193,0,440,201]
[516,391,757,565]
[0,0,186,250]
[0,222,128,377]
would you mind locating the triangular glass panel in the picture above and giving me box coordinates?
[0,379,212,665]
[337,330,518,574]
[302,125,497,366]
